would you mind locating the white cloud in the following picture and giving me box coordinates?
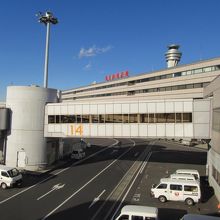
[78,45,112,58]
[84,62,92,70]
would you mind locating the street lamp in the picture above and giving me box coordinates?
[37,11,58,88]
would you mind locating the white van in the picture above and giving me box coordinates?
[175,169,200,181]
[151,178,201,206]
[180,214,220,220]
[0,165,22,189]
[71,149,85,160]
[115,205,159,220]
[170,173,196,182]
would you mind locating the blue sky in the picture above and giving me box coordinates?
[1,0,220,101]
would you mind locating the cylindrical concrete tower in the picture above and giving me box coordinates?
[5,86,57,171]
[165,44,182,68]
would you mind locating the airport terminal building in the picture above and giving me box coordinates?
[0,45,220,201]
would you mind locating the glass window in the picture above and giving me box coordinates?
[170,184,182,191]
[157,183,167,189]
[76,115,81,123]
[194,83,203,88]
[61,115,70,123]
[149,114,155,123]
[173,72,182,77]
[165,86,172,91]
[1,171,9,177]
[166,74,172,78]
[114,114,123,123]
[171,86,178,90]
[166,113,175,123]
[194,68,203,74]
[68,115,76,123]
[48,116,55,123]
[123,114,129,123]
[82,115,90,123]
[186,70,192,75]
[106,114,114,123]
[140,114,148,123]
[118,215,129,220]
[55,115,60,123]
[186,84,194,89]
[175,113,182,123]
[132,216,143,220]
[184,185,198,192]
[178,85,186,90]
[183,113,192,123]
[130,114,138,123]
[91,115,98,123]
[99,115,105,123]
[203,67,212,72]
[156,113,166,123]
[158,87,166,92]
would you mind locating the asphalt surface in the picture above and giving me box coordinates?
[0,138,218,220]
[0,138,151,220]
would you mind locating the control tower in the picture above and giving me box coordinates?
[165,44,182,68]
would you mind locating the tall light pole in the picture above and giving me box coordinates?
[37,11,58,88]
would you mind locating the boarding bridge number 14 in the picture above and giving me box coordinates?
[69,125,83,136]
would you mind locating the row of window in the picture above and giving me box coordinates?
[63,82,209,101]
[62,65,219,96]
[212,165,220,186]
[48,113,192,124]
[156,183,198,192]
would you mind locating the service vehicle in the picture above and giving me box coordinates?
[0,165,22,189]
[70,148,85,160]
[170,173,196,182]
[174,169,200,181]
[151,178,201,206]
[115,205,159,220]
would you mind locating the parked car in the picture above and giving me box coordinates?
[151,178,201,206]
[0,165,22,189]
[115,205,159,220]
[70,149,85,160]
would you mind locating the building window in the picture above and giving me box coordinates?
[183,113,192,123]
[82,115,90,123]
[130,114,138,123]
[149,113,155,123]
[140,114,148,123]
[91,115,99,123]
[156,113,166,123]
[213,108,220,132]
[99,115,105,123]
[175,113,182,123]
[114,114,123,123]
[166,113,175,123]
[48,115,55,123]
[123,114,129,123]
[105,114,114,123]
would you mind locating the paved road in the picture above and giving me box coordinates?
[0,138,151,220]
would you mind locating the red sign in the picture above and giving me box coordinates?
[105,71,129,81]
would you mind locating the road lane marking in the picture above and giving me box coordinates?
[89,189,106,209]
[110,151,153,220]
[0,139,119,205]
[37,183,65,201]
[130,139,136,147]
[42,145,134,220]
[139,152,152,174]
[134,152,139,157]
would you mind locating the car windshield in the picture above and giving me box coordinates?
[7,168,20,177]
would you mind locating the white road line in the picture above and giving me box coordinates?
[0,139,119,205]
[139,152,152,174]
[89,189,106,209]
[37,183,65,201]
[42,145,133,220]
[110,151,152,220]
